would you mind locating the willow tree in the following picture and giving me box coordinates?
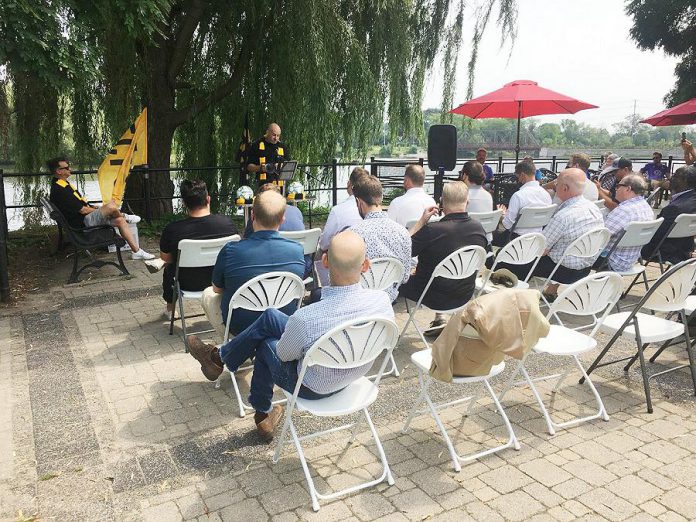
[1,0,518,217]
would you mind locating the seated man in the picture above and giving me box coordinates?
[316,167,369,284]
[201,190,305,338]
[545,153,598,202]
[596,157,632,211]
[399,181,487,337]
[242,183,304,237]
[188,231,394,440]
[387,164,436,227]
[459,161,493,213]
[48,156,154,260]
[594,174,653,271]
[641,166,696,264]
[531,168,604,296]
[493,160,552,247]
[159,179,238,319]
[351,175,412,301]
[476,147,495,184]
[640,152,671,192]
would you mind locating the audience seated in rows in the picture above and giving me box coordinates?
[594,174,653,271]
[159,180,238,318]
[493,160,552,247]
[351,175,412,301]
[459,161,493,213]
[497,169,603,297]
[243,183,305,237]
[48,156,154,260]
[188,231,394,441]
[387,164,436,227]
[545,153,598,202]
[399,181,487,337]
[201,190,305,339]
[641,166,696,264]
[596,157,632,211]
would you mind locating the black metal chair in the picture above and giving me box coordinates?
[40,197,129,284]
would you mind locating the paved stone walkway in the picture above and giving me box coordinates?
[2,256,696,521]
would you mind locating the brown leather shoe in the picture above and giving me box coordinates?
[188,336,223,381]
[255,405,283,442]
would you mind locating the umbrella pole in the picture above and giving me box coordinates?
[515,101,521,163]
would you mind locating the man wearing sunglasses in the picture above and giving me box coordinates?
[48,156,154,260]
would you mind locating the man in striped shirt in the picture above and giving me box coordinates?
[188,231,394,441]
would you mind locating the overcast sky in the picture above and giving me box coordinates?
[422,0,680,130]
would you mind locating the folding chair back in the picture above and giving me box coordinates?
[666,213,696,239]
[224,271,306,340]
[177,235,240,268]
[493,233,546,270]
[643,257,696,313]
[549,272,624,335]
[405,215,441,230]
[613,219,663,249]
[432,245,488,280]
[513,204,557,230]
[469,209,503,235]
[301,318,399,378]
[360,257,406,291]
[279,228,322,255]
[563,227,611,259]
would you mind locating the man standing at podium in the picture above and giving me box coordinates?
[247,123,290,186]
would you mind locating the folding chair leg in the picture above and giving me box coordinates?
[497,360,524,403]
[289,421,321,512]
[68,245,80,284]
[363,408,394,486]
[650,339,676,363]
[402,370,430,434]
[178,294,189,353]
[169,288,178,335]
[680,311,696,396]
[229,370,248,418]
[623,342,649,372]
[114,244,129,276]
[420,376,463,472]
[483,380,520,452]
[519,364,556,436]
[633,323,654,414]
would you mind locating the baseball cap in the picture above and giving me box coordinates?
[603,156,632,174]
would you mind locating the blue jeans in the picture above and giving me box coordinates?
[219,308,333,413]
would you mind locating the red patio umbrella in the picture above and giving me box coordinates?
[640,97,696,126]
[450,79,598,162]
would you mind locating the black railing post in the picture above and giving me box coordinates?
[497,155,503,173]
[370,156,377,177]
[419,157,424,167]
[552,155,557,172]
[668,155,673,174]
[142,164,152,223]
[0,169,10,302]
[331,159,338,207]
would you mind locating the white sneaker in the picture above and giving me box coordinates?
[132,249,155,261]
[124,214,142,224]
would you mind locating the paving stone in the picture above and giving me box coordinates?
[389,488,443,521]
[488,490,544,521]
[345,492,396,521]
[577,488,640,521]
[138,450,178,485]
[479,464,534,494]
[659,487,696,519]
[519,459,572,487]
[609,475,662,504]
[408,466,459,497]
[142,501,182,521]
[562,459,617,487]
[257,483,309,515]
[218,498,268,521]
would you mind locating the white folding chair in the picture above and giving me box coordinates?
[169,235,240,352]
[215,272,306,417]
[279,228,322,283]
[499,273,623,435]
[641,213,696,273]
[536,227,611,308]
[405,215,441,231]
[507,204,557,237]
[402,329,520,472]
[359,257,406,378]
[594,218,664,298]
[469,209,504,235]
[400,245,488,351]
[272,317,399,512]
[476,233,545,295]
[584,258,696,413]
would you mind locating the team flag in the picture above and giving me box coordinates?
[97,108,148,206]
[236,111,251,184]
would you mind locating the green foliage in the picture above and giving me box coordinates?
[626,0,696,105]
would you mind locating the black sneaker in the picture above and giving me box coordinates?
[424,319,447,338]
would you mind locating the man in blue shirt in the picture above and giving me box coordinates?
[640,152,671,192]
[201,190,305,339]
[477,148,494,183]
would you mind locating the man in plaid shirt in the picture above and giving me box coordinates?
[595,175,654,272]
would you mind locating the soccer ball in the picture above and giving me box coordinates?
[236,185,254,201]
[288,181,304,195]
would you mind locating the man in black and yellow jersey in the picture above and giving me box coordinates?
[48,156,155,261]
[246,123,290,186]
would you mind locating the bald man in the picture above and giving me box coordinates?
[200,190,305,339]
[189,231,394,441]
[247,122,291,186]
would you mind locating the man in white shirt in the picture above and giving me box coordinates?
[387,164,436,227]
[493,161,552,246]
[546,153,599,203]
[316,167,369,284]
[459,161,493,213]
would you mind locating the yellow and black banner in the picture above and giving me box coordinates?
[98,107,147,206]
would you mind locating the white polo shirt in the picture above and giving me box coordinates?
[319,195,363,251]
[502,180,553,234]
[387,187,437,227]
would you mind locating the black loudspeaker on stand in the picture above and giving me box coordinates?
[427,124,458,201]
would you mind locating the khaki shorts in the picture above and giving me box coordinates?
[84,209,113,228]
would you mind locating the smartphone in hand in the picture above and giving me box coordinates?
[683,132,688,143]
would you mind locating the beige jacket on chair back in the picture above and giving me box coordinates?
[430,289,550,382]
